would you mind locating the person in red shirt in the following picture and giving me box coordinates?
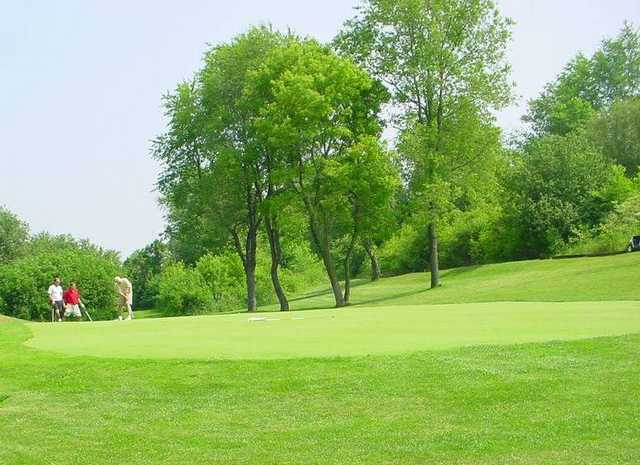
[63,282,83,320]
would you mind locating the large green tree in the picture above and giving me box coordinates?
[328,136,400,302]
[335,0,513,287]
[155,27,289,312]
[245,38,389,307]
[501,132,615,257]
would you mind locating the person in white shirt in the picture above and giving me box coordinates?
[48,277,65,322]
[114,276,134,320]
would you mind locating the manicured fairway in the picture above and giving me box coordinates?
[25,300,640,359]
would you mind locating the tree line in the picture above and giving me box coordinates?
[151,1,640,312]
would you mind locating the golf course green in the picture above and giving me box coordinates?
[2,254,640,464]
[25,301,640,359]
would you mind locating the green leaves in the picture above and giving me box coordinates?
[336,0,514,125]
[0,207,30,264]
[589,97,640,176]
[525,23,640,136]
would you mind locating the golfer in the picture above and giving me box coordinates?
[114,276,134,320]
[63,282,83,320]
[48,277,64,322]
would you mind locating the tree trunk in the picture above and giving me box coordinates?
[245,225,258,312]
[231,227,256,312]
[265,215,289,311]
[343,232,358,304]
[303,200,345,308]
[313,226,344,307]
[343,253,351,304]
[364,240,381,281]
[429,221,440,288]
[321,245,345,308]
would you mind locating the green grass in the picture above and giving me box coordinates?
[2,253,640,464]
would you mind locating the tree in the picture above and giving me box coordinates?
[502,131,613,257]
[589,97,640,176]
[0,207,30,263]
[262,195,292,311]
[335,0,513,288]
[154,27,288,311]
[154,80,216,265]
[525,23,640,136]
[328,137,399,302]
[245,38,388,307]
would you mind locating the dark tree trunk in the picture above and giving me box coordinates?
[311,226,345,308]
[245,222,258,312]
[343,253,352,304]
[245,256,257,312]
[231,220,259,312]
[322,248,346,308]
[429,221,439,288]
[265,215,289,311]
[343,234,357,304]
[302,198,345,308]
[364,240,381,281]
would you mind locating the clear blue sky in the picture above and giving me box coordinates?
[1,0,639,258]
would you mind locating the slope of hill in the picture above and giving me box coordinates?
[273,253,640,311]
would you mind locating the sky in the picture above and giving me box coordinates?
[1,0,639,258]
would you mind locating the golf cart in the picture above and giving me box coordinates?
[627,235,640,252]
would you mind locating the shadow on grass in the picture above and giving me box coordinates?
[351,288,431,307]
[287,279,371,303]
[440,265,481,280]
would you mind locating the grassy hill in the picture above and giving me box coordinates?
[2,253,640,464]
[268,252,640,310]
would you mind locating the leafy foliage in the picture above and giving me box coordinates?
[499,132,615,257]
[564,191,640,255]
[0,207,30,264]
[525,23,640,136]
[589,97,640,175]
[154,263,214,316]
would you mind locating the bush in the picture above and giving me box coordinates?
[378,222,429,275]
[563,193,640,255]
[195,252,246,311]
[0,248,121,321]
[154,263,214,316]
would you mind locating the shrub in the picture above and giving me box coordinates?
[195,252,245,311]
[154,263,214,316]
[378,222,429,275]
[563,193,640,255]
[265,240,325,295]
[0,248,121,321]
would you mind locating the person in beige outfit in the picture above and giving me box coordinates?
[114,276,134,320]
